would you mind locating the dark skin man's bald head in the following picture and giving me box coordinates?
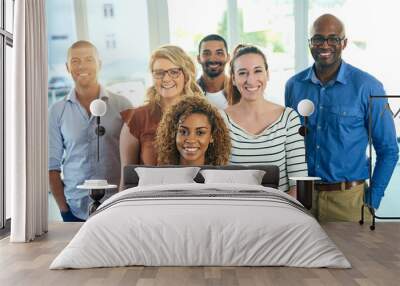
[309,14,347,83]
[311,14,346,38]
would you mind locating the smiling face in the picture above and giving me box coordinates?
[232,53,268,102]
[309,15,347,69]
[176,113,213,166]
[198,40,229,78]
[152,58,185,103]
[67,46,101,89]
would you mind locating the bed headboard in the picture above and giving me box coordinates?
[123,165,280,189]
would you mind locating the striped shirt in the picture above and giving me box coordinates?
[221,107,308,192]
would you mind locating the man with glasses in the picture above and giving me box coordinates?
[48,41,133,221]
[285,14,398,222]
[197,34,230,109]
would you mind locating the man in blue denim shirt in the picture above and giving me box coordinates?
[285,14,398,222]
[48,41,133,221]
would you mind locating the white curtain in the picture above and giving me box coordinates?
[7,0,48,242]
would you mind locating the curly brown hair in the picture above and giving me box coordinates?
[156,96,231,166]
[227,44,269,105]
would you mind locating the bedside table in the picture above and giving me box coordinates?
[77,184,117,214]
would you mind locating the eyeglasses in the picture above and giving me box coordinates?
[309,36,345,46]
[152,68,182,79]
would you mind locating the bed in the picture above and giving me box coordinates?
[50,165,350,269]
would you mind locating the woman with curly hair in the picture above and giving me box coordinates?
[156,96,231,166]
[120,45,203,170]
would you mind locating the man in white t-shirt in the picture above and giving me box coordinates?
[197,34,230,109]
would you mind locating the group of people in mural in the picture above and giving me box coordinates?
[48,14,399,223]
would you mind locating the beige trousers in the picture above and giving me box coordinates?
[312,183,372,223]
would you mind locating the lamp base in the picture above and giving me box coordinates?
[289,176,321,210]
[89,188,105,215]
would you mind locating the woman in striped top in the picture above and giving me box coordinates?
[222,45,308,196]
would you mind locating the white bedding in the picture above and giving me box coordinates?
[50,183,351,269]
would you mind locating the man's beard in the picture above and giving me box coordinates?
[203,61,225,78]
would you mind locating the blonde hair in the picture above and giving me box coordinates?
[146,45,203,111]
[156,96,231,166]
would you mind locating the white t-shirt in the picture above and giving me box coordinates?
[205,90,228,110]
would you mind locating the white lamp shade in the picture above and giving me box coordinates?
[297,99,315,117]
[90,99,107,117]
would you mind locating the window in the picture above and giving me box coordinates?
[1,0,14,231]
[309,0,400,217]
[46,0,150,220]
[368,96,400,218]
[47,0,150,109]
[103,3,114,18]
[167,0,228,97]
[168,0,228,57]
[4,44,11,220]
[44,0,400,221]
[238,0,295,105]
[5,0,14,33]
[105,34,116,49]
[51,35,69,40]
[310,0,400,95]
[46,0,76,107]
[167,0,295,104]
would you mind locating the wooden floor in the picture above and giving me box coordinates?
[0,222,399,286]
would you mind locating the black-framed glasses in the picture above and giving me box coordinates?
[152,68,182,79]
[309,36,346,46]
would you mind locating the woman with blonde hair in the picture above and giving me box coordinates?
[120,45,202,171]
[223,45,308,197]
[156,96,231,166]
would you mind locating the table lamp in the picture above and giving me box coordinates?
[297,99,315,137]
[78,99,116,215]
[89,99,107,162]
[290,99,320,210]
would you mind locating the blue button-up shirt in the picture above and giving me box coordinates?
[48,86,132,219]
[285,61,399,208]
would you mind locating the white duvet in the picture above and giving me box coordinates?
[50,183,351,269]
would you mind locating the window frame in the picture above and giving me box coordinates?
[0,0,14,231]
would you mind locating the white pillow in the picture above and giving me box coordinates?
[200,169,266,185]
[135,167,201,186]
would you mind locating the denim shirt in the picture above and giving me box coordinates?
[285,61,399,208]
[48,86,132,219]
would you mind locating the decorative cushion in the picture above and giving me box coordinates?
[200,169,266,185]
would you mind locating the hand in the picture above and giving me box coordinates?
[59,204,70,213]
[364,187,379,210]
[60,208,74,221]
[60,205,85,222]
